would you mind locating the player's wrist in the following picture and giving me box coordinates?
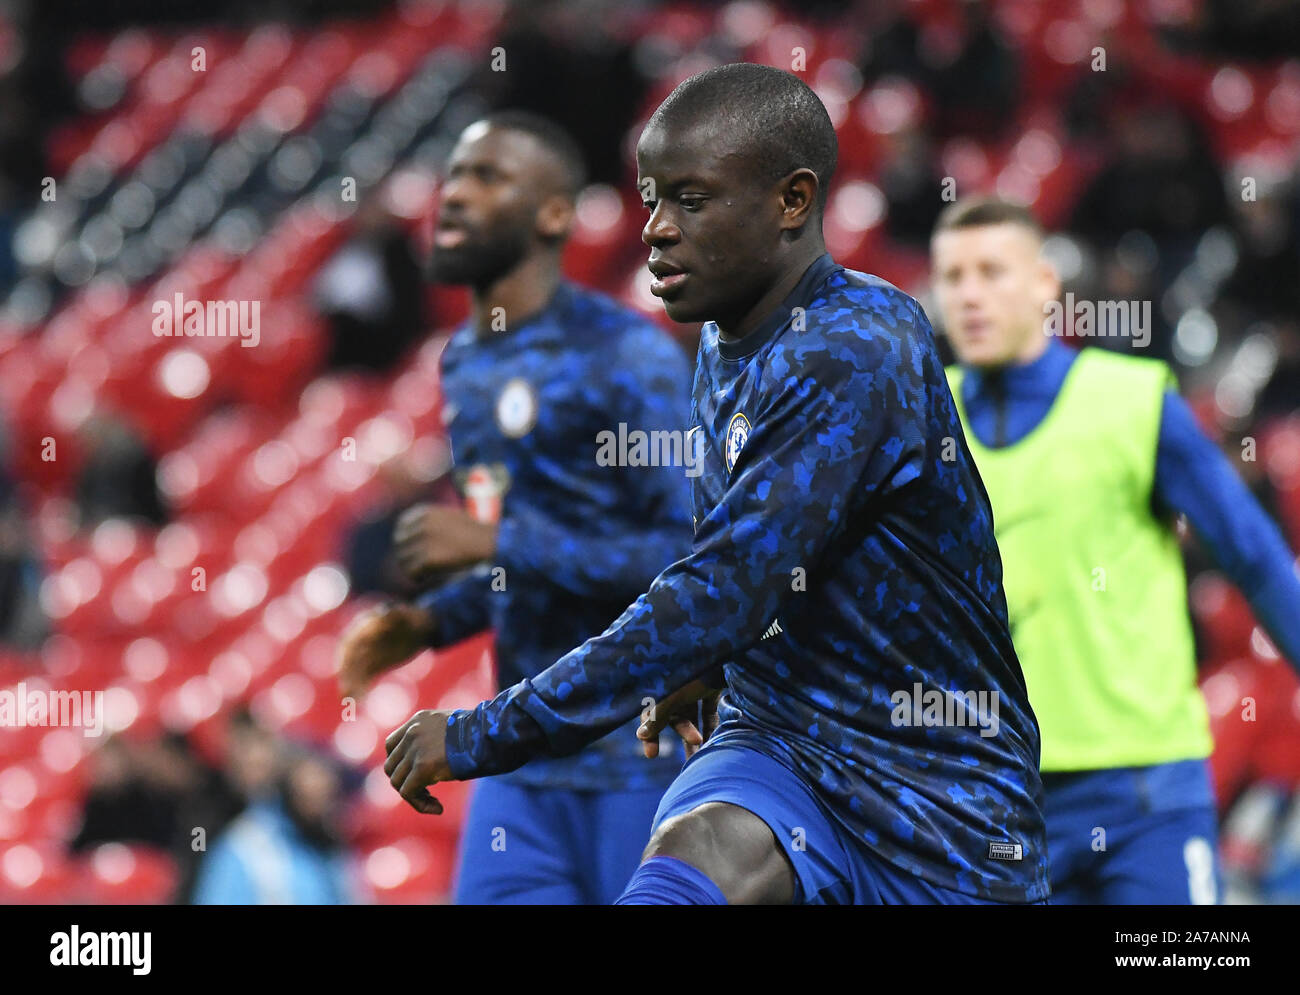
[391,602,437,647]
[442,708,479,780]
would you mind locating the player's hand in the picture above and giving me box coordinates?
[337,603,435,701]
[638,679,722,759]
[384,709,454,814]
[394,504,497,582]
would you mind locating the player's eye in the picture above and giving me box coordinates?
[679,196,706,212]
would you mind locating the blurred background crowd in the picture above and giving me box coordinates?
[0,0,1298,903]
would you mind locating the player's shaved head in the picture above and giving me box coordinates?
[649,63,838,212]
[636,64,837,338]
[473,110,588,201]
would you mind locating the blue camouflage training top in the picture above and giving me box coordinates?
[417,281,693,791]
[443,254,1051,902]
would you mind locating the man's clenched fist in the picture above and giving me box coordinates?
[337,603,436,701]
[394,503,497,583]
[637,679,722,759]
[384,709,456,814]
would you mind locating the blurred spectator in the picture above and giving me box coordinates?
[878,123,945,247]
[1195,0,1300,60]
[1219,778,1300,903]
[70,731,243,901]
[1071,102,1231,254]
[922,0,1019,139]
[860,0,1018,139]
[69,698,362,907]
[859,0,927,85]
[224,706,281,806]
[74,410,167,528]
[0,510,46,649]
[1221,181,1300,325]
[314,197,426,373]
[1063,32,1143,144]
[0,1,76,299]
[70,735,178,853]
[1262,795,1300,901]
[477,0,647,187]
[0,422,48,649]
[192,746,354,905]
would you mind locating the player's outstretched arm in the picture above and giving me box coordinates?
[1154,390,1300,672]
[400,312,927,787]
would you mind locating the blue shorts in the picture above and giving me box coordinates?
[1041,759,1220,904]
[453,777,667,904]
[653,739,1040,905]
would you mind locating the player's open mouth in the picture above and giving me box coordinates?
[435,228,469,248]
[648,263,689,297]
[649,272,688,297]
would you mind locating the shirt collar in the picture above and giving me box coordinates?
[451,282,572,350]
[964,336,1075,399]
[717,253,841,362]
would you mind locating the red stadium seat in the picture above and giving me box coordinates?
[563,187,641,287]
[358,835,457,904]
[80,843,179,904]
[1191,572,1257,664]
[0,842,79,903]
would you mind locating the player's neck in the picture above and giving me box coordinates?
[470,253,562,337]
[1011,331,1051,367]
[716,242,828,344]
[973,333,1054,381]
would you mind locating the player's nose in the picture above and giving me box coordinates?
[439,172,473,211]
[642,203,680,248]
[954,276,985,306]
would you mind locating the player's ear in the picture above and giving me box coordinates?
[536,194,575,242]
[1035,250,1061,303]
[778,168,819,232]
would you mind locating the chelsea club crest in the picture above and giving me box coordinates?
[496,378,538,438]
[725,412,750,474]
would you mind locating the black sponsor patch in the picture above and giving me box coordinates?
[987,841,1023,861]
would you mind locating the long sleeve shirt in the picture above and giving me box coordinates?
[957,338,1300,674]
[441,255,1051,903]
[416,281,694,791]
